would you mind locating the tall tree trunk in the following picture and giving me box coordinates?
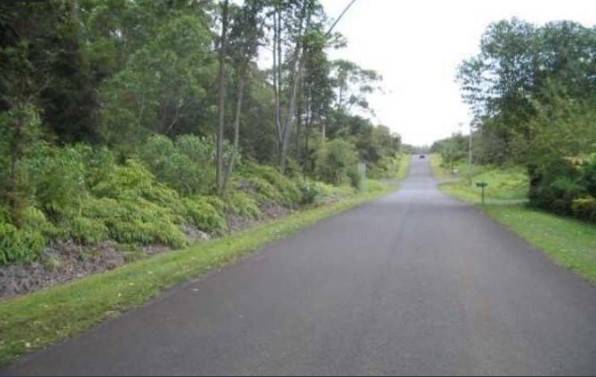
[215,0,229,194]
[272,8,282,148]
[279,52,305,173]
[294,79,304,162]
[222,69,246,193]
[278,1,310,174]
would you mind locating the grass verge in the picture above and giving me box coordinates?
[431,154,596,283]
[0,185,393,366]
[397,154,412,180]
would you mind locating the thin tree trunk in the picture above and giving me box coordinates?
[279,51,305,173]
[222,70,246,193]
[278,1,310,174]
[215,0,229,194]
[272,8,282,145]
[294,78,304,161]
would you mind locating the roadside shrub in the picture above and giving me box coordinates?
[202,195,227,215]
[81,146,117,188]
[0,222,46,265]
[347,166,363,190]
[294,179,320,205]
[183,196,227,234]
[82,197,187,248]
[572,196,596,222]
[92,159,155,198]
[529,156,596,221]
[26,145,87,220]
[22,206,57,237]
[579,154,596,196]
[244,163,301,206]
[139,135,215,195]
[315,139,359,185]
[243,176,285,205]
[227,191,261,219]
[63,215,110,245]
[295,178,353,206]
[367,179,386,193]
[175,134,214,163]
[368,155,401,179]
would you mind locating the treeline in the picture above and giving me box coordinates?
[0,0,402,265]
[433,18,596,221]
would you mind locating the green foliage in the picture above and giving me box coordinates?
[138,134,216,195]
[63,215,110,245]
[367,155,402,179]
[183,197,227,234]
[202,195,227,215]
[238,163,302,207]
[294,179,321,205]
[243,176,285,205]
[571,196,596,222]
[0,0,393,269]
[455,18,596,223]
[366,180,386,193]
[81,197,187,248]
[347,166,362,190]
[22,206,57,238]
[315,139,359,185]
[0,222,46,265]
[100,14,216,145]
[530,155,596,221]
[226,191,262,219]
[432,134,467,171]
[436,158,530,203]
[0,105,43,225]
[244,164,301,205]
[26,145,87,220]
[294,178,354,206]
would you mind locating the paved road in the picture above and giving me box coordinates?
[4,157,596,375]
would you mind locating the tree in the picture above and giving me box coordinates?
[222,0,266,192]
[215,0,230,194]
[99,14,215,150]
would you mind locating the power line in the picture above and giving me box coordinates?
[325,0,358,36]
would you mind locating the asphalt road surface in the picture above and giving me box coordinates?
[4,157,596,376]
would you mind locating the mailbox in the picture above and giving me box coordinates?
[475,182,488,204]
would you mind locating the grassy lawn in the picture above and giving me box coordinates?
[431,154,596,283]
[0,185,394,367]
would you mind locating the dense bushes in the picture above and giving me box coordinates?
[315,139,359,186]
[0,222,46,265]
[529,154,596,222]
[367,155,402,179]
[138,135,216,195]
[0,134,380,265]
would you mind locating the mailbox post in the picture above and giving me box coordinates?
[476,181,488,205]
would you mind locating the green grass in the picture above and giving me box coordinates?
[431,154,528,204]
[396,154,412,180]
[0,185,393,366]
[484,205,596,281]
[431,154,596,283]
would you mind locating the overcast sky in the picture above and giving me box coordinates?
[320,0,596,146]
